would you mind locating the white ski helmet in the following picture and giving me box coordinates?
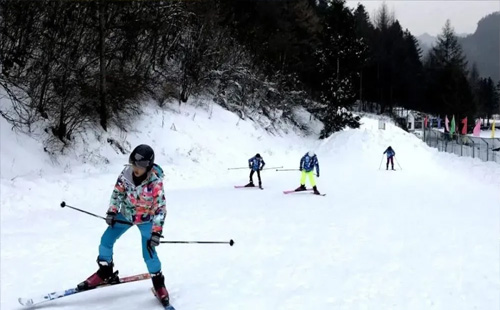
[308,151,315,157]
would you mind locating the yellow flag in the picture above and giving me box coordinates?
[492,120,496,138]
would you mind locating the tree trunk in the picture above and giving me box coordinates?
[98,0,108,131]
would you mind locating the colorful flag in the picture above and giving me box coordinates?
[450,115,455,137]
[473,119,481,137]
[492,120,496,138]
[424,115,428,128]
[461,117,467,135]
[437,116,442,129]
[430,118,433,128]
[445,115,449,132]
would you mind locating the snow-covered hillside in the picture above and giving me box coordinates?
[0,98,323,186]
[1,100,499,310]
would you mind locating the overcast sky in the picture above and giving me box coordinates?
[344,0,500,37]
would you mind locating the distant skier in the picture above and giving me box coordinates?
[77,144,170,306]
[295,151,321,195]
[383,146,396,170]
[246,153,265,189]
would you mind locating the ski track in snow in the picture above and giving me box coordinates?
[1,103,499,310]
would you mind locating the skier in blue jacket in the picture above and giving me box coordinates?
[246,153,265,189]
[295,151,321,195]
[383,146,396,170]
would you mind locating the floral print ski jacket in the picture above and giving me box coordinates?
[107,164,166,234]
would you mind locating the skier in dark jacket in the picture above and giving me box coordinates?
[383,146,396,170]
[246,153,265,189]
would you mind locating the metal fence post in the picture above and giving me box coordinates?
[460,136,463,157]
[417,125,498,163]
[482,139,489,161]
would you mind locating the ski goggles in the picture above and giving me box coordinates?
[130,159,150,169]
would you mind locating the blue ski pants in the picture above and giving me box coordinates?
[98,213,162,273]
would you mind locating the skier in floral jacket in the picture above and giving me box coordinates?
[78,144,169,305]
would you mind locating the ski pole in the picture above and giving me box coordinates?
[395,156,403,170]
[261,166,283,170]
[160,239,235,246]
[229,166,283,171]
[276,168,300,171]
[60,201,133,225]
[378,154,384,170]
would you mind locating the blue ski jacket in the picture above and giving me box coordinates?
[249,156,265,171]
[383,147,395,158]
[300,153,319,174]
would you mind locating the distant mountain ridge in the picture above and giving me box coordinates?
[417,33,436,57]
[418,32,437,46]
[417,12,499,82]
[460,12,500,82]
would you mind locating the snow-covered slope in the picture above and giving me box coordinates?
[0,98,323,186]
[1,101,499,310]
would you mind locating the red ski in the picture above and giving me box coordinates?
[283,189,313,194]
[283,189,325,196]
[19,272,150,307]
[234,185,263,190]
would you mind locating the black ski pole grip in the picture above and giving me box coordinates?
[229,239,234,246]
[60,201,66,208]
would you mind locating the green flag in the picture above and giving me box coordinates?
[450,115,456,137]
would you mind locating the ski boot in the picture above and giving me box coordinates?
[152,271,170,306]
[295,184,306,192]
[259,182,263,189]
[244,181,255,187]
[313,186,321,195]
[77,259,118,291]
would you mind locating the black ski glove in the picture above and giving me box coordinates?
[147,232,162,258]
[316,173,320,178]
[105,211,117,227]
